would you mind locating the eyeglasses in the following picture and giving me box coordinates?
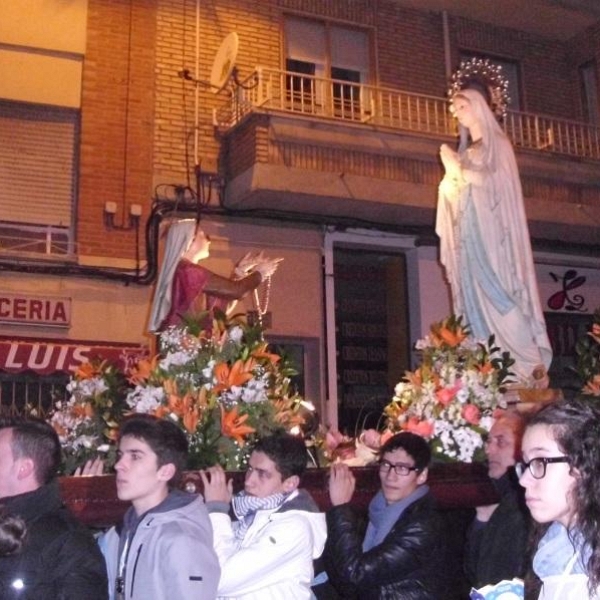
[378,459,420,476]
[515,456,570,479]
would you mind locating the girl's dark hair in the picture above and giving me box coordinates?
[526,397,600,593]
[0,508,27,557]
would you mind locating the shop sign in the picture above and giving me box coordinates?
[0,294,71,327]
[0,339,148,374]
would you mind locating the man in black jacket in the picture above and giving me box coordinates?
[323,432,448,600]
[464,412,530,590]
[0,417,108,599]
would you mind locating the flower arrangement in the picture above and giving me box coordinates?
[48,314,308,473]
[124,313,307,470]
[311,427,393,467]
[383,315,515,463]
[49,360,128,474]
[575,308,600,396]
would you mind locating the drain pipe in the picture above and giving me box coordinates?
[323,230,339,429]
[194,0,201,166]
[442,10,452,79]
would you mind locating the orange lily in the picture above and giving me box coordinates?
[52,423,67,438]
[432,324,467,348]
[213,358,256,393]
[430,318,468,348]
[251,343,281,365]
[155,400,199,433]
[128,355,159,385]
[402,417,434,438]
[271,398,304,429]
[440,326,467,347]
[220,406,255,446]
[477,361,494,376]
[75,361,104,380]
[406,366,439,389]
[153,405,171,419]
[72,402,94,419]
[182,405,200,434]
[404,368,423,387]
[160,380,202,433]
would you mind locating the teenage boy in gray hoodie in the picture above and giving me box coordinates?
[103,414,220,599]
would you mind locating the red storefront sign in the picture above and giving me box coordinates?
[0,338,149,375]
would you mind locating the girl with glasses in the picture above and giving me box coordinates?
[518,398,600,599]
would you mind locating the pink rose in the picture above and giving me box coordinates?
[403,417,434,438]
[333,444,356,461]
[436,386,457,407]
[360,429,382,450]
[462,404,481,425]
[325,429,345,451]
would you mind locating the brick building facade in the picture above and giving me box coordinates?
[1,0,599,426]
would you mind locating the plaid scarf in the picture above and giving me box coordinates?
[232,491,288,540]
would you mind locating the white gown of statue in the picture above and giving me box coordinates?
[436,88,552,383]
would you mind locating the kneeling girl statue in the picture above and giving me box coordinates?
[436,60,552,385]
[149,219,281,332]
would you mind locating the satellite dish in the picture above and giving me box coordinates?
[210,32,239,93]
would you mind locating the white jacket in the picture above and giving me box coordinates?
[103,494,220,599]
[209,489,327,600]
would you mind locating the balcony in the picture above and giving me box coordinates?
[215,67,600,248]
[215,67,600,160]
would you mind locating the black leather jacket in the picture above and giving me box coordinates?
[323,492,448,600]
[0,481,108,600]
[464,470,530,589]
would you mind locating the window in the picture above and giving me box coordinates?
[285,59,317,110]
[0,1,85,259]
[266,336,320,402]
[0,100,79,256]
[0,371,68,418]
[284,17,371,120]
[460,52,522,111]
[579,61,599,125]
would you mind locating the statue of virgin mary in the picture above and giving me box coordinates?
[436,85,552,385]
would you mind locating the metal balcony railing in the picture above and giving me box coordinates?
[214,67,600,161]
[0,222,75,258]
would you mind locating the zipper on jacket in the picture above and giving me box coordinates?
[116,576,125,600]
[129,544,143,598]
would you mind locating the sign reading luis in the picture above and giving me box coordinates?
[0,294,71,327]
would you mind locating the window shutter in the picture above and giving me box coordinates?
[285,18,326,66]
[0,101,78,227]
[330,26,369,74]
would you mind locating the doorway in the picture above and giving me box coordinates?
[331,246,411,434]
